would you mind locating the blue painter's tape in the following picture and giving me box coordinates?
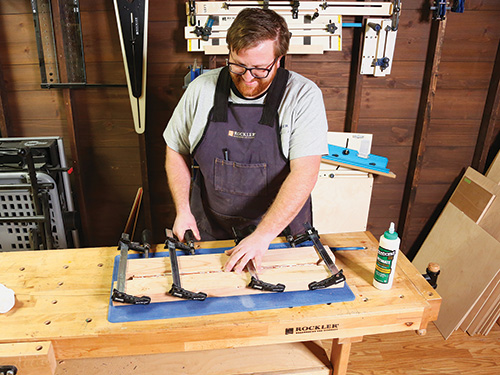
[108,242,355,323]
[322,144,391,174]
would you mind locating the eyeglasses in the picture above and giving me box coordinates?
[227,57,279,79]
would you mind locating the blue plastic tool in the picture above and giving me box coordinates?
[322,144,392,175]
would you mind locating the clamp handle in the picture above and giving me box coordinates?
[169,284,207,301]
[248,276,286,293]
[308,269,346,290]
[112,289,151,305]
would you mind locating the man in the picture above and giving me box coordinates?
[164,8,328,273]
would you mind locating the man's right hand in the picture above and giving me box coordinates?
[172,211,201,242]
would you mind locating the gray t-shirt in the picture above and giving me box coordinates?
[163,67,328,160]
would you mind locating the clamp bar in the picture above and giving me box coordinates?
[112,233,151,305]
[165,230,207,301]
[301,223,346,290]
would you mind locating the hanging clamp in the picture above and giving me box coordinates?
[373,57,391,71]
[188,0,196,26]
[430,0,449,21]
[326,22,338,34]
[194,15,215,41]
[391,0,401,31]
[292,1,300,19]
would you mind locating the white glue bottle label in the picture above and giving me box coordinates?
[373,222,401,290]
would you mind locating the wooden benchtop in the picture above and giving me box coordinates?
[0,231,441,360]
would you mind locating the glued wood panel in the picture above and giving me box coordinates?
[121,247,343,304]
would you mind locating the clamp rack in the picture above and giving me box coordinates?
[0,137,79,251]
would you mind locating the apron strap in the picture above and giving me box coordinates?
[211,66,290,126]
[212,66,231,123]
[259,68,289,127]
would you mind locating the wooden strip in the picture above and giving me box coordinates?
[193,1,392,16]
[344,16,365,133]
[449,176,496,223]
[0,341,56,375]
[62,89,91,246]
[138,133,154,233]
[55,342,331,375]
[472,39,500,174]
[0,61,10,137]
[203,44,327,55]
[399,19,447,255]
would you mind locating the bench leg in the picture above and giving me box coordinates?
[329,337,363,375]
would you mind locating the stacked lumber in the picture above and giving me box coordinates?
[413,153,500,339]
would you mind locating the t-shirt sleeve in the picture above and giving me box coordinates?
[288,84,329,160]
[163,83,198,155]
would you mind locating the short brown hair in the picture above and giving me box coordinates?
[226,8,290,57]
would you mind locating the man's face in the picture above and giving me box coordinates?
[229,39,280,99]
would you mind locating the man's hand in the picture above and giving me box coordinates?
[172,211,201,242]
[224,232,273,273]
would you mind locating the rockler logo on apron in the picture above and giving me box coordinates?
[228,130,256,139]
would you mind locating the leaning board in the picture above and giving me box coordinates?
[108,244,356,323]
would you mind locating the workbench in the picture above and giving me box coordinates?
[0,232,441,375]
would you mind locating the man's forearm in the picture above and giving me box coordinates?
[165,146,192,214]
[254,155,321,240]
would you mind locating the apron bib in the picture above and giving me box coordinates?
[190,67,311,240]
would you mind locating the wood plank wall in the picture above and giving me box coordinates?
[0,0,499,252]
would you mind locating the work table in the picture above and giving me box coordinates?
[0,231,441,375]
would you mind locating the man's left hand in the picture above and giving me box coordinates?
[224,232,272,273]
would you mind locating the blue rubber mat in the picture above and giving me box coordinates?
[108,242,356,323]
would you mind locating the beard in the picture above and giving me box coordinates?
[230,71,276,99]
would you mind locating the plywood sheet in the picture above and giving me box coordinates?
[121,246,344,304]
[466,276,500,335]
[485,149,500,184]
[460,270,500,332]
[449,167,500,243]
[412,203,500,339]
[449,175,495,223]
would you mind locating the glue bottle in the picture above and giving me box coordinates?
[373,222,401,290]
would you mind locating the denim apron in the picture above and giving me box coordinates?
[190,66,311,240]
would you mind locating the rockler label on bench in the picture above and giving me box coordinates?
[285,323,339,335]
